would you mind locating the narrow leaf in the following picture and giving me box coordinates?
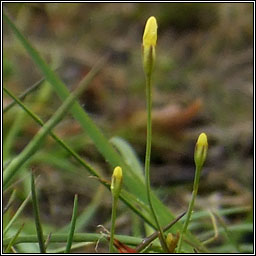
[65,194,78,253]
[4,223,24,253]
[31,173,46,253]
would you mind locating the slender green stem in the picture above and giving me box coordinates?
[144,76,168,252]
[31,173,46,253]
[109,196,118,253]
[176,165,202,253]
[65,194,78,253]
[3,75,46,113]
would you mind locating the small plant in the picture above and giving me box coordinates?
[109,166,123,253]
[176,132,208,253]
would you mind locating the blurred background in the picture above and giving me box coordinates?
[3,3,253,253]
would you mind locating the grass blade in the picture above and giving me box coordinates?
[4,223,24,253]
[65,194,78,253]
[31,173,46,253]
[3,189,16,214]
[3,76,45,113]
[60,186,103,233]
[3,191,31,236]
[110,137,144,180]
[3,233,143,247]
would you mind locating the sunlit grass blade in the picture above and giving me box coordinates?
[3,191,31,235]
[65,194,78,253]
[4,223,24,253]
[31,173,46,253]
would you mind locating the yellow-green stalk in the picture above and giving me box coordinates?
[109,166,123,253]
[176,133,208,253]
[142,16,168,252]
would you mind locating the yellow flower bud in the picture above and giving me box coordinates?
[166,232,180,253]
[194,133,208,169]
[111,166,123,198]
[143,16,158,48]
[142,16,158,77]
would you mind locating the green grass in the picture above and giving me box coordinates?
[3,5,252,253]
